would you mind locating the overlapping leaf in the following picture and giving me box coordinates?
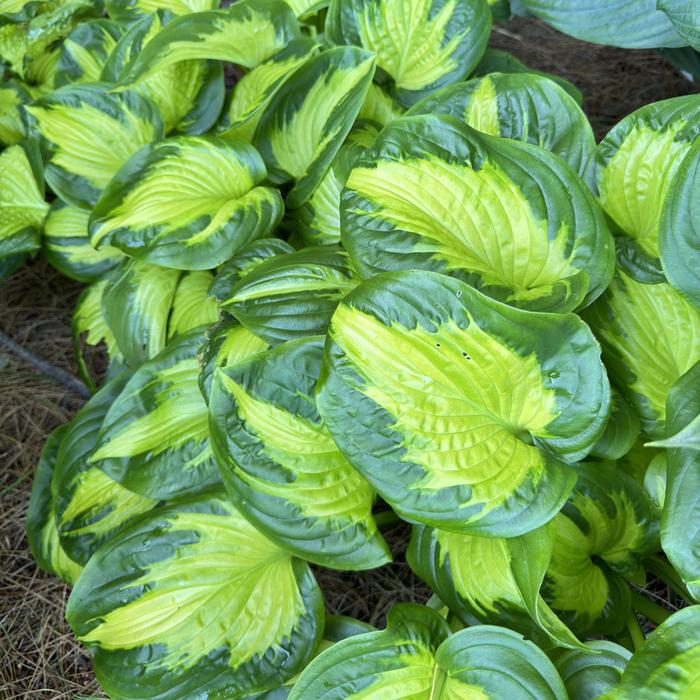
[584,269,700,439]
[660,138,700,307]
[51,373,159,565]
[600,606,700,699]
[408,523,582,648]
[26,82,163,208]
[0,143,48,260]
[43,201,124,282]
[341,114,613,312]
[101,11,225,135]
[220,246,359,345]
[326,0,492,106]
[542,463,658,636]
[67,493,324,700]
[218,37,318,142]
[26,426,83,585]
[91,329,220,500]
[119,0,301,85]
[594,95,700,281]
[408,72,595,176]
[254,46,376,207]
[289,604,568,699]
[101,260,181,367]
[209,335,389,570]
[90,134,283,270]
[317,270,610,535]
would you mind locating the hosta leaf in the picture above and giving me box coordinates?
[325,0,492,106]
[43,201,124,282]
[102,260,181,367]
[590,388,641,461]
[92,329,220,500]
[341,114,613,313]
[209,335,389,570]
[289,603,567,700]
[408,73,595,176]
[554,641,630,700]
[660,138,700,307]
[290,134,371,246]
[167,270,219,340]
[67,493,324,700]
[26,83,163,208]
[0,252,27,281]
[284,0,327,15]
[594,95,700,281]
[658,0,700,50]
[583,269,700,439]
[317,270,610,535]
[26,426,83,585]
[656,361,700,601]
[254,46,375,208]
[644,453,667,509]
[0,80,29,145]
[408,524,582,649]
[72,277,124,391]
[0,143,49,259]
[0,0,100,81]
[209,237,295,302]
[219,38,318,142]
[543,463,658,636]
[472,48,583,105]
[52,373,158,565]
[120,0,301,85]
[103,11,224,135]
[518,0,685,48]
[54,19,125,87]
[105,0,219,22]
[198,320,269,402]
[220,246,359,345]
[600,606,700,699]
[357,82,405,126]
[90,134,283,270]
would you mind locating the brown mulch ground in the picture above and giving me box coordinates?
[0,16,696,699]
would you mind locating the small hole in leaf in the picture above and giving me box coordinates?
[462,352,471,359]
[436,343,440,347]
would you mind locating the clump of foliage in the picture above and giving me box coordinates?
[3,0,700,698]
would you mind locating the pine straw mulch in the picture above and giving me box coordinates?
[0,16,696,699]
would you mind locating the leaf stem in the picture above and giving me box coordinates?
[626,611,646,652]
[630,590,672,626]
[374,509,402,528]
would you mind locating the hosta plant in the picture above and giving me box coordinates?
[4,0,700,698]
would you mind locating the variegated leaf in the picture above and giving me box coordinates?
[43,201,124,282]
[220,246,359,345]
[26,82,163,208]
[317,270,610,535]
[91,329,220,500]
[67,493,324,700]
[342,114,613,313]
[26,426,83,585]
[254,46,376,208]
[593,95,700,282]
[52,373,159,565]
[583,269,700,439]
[119,0,301,85]
[289,604,568,699]
[543,463,658,636]
[325,0,492,106]
[209,335,389,570]
[90,134,283,270]
[408,72,595,177]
